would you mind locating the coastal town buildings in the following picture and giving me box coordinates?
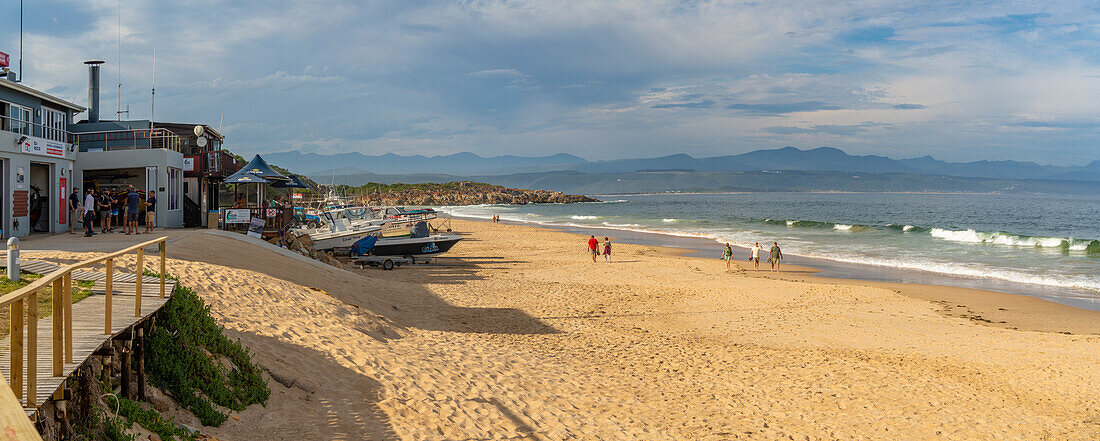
[0,57,236,238]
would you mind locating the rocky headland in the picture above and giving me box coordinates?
[344,181,598,205]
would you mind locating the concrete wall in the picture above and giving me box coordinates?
[76,149,184,228]
[0,131,77,238]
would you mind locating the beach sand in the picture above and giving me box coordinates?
[29,220,1100,439]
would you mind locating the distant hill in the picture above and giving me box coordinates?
[281,147,1100,183]
[265,151,587,176]
[474,170,1100,195]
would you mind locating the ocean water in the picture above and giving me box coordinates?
[439,193,1100,309]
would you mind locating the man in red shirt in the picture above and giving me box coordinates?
[587,235,599,262]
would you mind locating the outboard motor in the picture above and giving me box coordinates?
[409,221,430,238]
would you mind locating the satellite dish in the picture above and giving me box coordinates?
[193,125,205,137]
[196,137,208,148]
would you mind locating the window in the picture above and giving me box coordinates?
[10,104,31,135]
[1,102,31,135]
[168,168,181,210]
[42,107,67,142]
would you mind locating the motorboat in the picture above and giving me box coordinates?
[297,211,382,251]
[349,221,461,257]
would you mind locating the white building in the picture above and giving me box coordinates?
[0,72,85,237]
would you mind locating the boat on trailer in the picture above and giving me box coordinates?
[349,221,462,258]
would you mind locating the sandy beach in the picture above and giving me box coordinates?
[25,220,1100,440]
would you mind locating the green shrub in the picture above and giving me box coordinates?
[145,281,270,427]
[117,396,197,441]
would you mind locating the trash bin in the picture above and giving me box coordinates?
[208,210,221,229]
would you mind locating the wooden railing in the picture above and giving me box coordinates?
[0,237,168,407]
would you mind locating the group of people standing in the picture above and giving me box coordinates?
[70,185,156,237]
[723,241,783,272]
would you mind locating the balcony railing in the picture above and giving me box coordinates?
[0,114,74,145]
[185,150,242,178]
[72,128,183,153]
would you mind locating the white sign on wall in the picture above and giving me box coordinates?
[19,135,70,159]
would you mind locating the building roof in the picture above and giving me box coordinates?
[0,79,86,112]
[154,122,225,140]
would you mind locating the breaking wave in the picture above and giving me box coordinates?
[930,228,1100,252]
[570,215,599,220]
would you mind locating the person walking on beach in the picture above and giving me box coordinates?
[68,187,81,234]
[144,192,157,233]
[587,235,599,262]
[722,243,733,270]
[750,242,763,271]
[603,237,612,262]
[125,186,141,235]
[83,189,96,237]
[768,242,783,272]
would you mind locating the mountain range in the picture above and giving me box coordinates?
[267,147,1100,182]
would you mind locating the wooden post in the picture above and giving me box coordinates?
[120,343,131,400]
[159,241,166,298]
[9,299,22,403]
[52,282,62,378]
[135,327,145,400]
[26,291,36,407]
[63,274,72,364]
[135,250,144,317]
[105,259,113,334]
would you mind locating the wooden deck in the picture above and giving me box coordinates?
[0,259,176,416]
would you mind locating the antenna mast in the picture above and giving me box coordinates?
[116,0,122,120]
[151,49,156,127]
[18,0,23,82]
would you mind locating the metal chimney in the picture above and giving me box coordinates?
[84,60,105,123]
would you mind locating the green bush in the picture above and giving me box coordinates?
[117,396,197,441]
[145,281,270,427]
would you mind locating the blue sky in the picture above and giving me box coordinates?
[2,0,1100,165]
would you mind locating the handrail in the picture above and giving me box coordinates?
[0,237,167,308]
[0,114,75,143]
[3,236,168,408]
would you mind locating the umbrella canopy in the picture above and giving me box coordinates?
[234,155,291,183]
[273,174,310,189]
[223,170,273,184]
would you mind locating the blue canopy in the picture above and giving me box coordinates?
[222,170,272,184]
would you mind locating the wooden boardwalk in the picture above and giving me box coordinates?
[0,250,175,417]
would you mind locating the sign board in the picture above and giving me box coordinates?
[19,135,70,159]
[0,51,8,68]
[246,217,266,238]
[265,208,278,218]
[182,157,196,172]
[224,208,251,224]
[292,193,303,200]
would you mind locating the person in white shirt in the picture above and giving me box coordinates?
[83,189,97,237]
[750,242,763,271]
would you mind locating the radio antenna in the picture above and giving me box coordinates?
[116,0,122,120]
[18,0,23,82]
[151,49,156,127]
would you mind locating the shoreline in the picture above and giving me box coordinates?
[460,216,1100,335]
[447,211,1100,311]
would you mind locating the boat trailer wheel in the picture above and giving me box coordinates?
[382,259,395,270]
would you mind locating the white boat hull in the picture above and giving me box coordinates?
[309,229,379,251]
